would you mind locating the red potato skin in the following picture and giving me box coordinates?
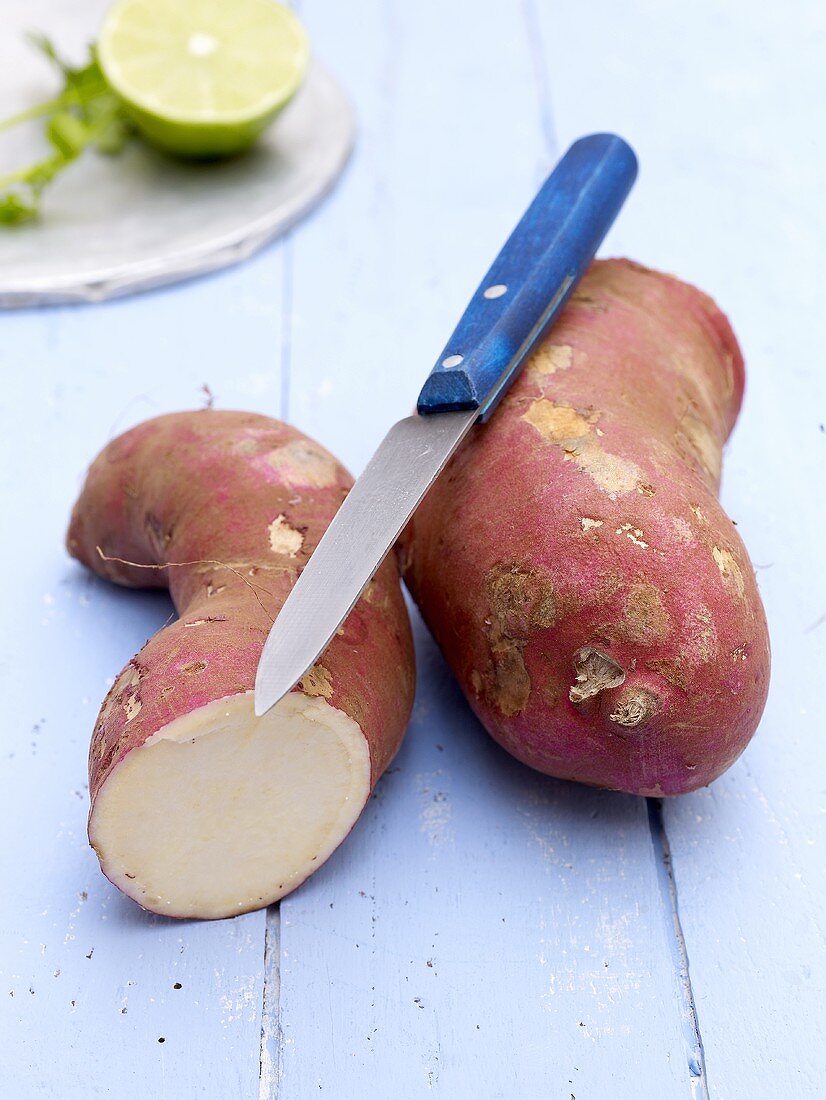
[67,411,415,810]
[403,259,770,795]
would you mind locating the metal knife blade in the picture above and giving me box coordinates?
[254,133,638,716]
[254,409,476,715]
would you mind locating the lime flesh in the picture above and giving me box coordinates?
[98,0,310,157]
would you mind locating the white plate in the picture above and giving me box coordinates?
[0,54,354,307]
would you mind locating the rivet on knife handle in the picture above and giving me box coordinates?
[417,133,638,421]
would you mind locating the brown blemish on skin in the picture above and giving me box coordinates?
[470,670,483,696]
[522,399,643,498]
[609,687,660,728]
[481,565,557,716]
[144,513,171,558]
[181,661,207,675]
[690,503,707,524]
[94,725,134,785]
[675,408,722,482]
[123,695,141,722]
[486,565,557,633]
[268,514,304,558]
[569,646,626,704]
[646,656,689,692]
[616,584,671,645]
[118,665,141,692]
[363,580,390,611]
[580,517,603,532]
[99,664,142,727]
[615,523,649,549]
[344,691,367,731]
[569,290,607,312]
[671,516,695,544]
[526,343,573,380]
[722,352,736,399]
[487,646,531,717]
[523,400,593,441]
[687,605,718,663]
[299,664,333,699]
[266,440,340,489]
[543,682,562,708]
[183,615,227,627]
[712,546,745,598]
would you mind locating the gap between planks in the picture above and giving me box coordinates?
[259,904,282,1100]
[647,798,711,1099]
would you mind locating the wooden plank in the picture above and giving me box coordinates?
[278,616,701,1098]
[275,0,700,1094]
[0,246,290,1096]
[535,1,826,1095]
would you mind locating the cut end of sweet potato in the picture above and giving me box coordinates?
[89,692,371,920]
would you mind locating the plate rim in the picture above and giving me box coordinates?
[0,61,355,308]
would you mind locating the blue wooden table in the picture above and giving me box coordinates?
[1,2,823,1096]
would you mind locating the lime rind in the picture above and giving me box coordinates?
[98,0,310,156]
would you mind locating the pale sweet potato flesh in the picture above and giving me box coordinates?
[68,411,414,918]
[91,693,369,920]
[404,259,770,795]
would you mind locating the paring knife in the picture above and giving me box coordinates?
[254,132,637,717]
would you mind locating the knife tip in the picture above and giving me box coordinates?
[253,688,274,718]
[253,673,274,717]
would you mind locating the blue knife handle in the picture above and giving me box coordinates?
[416,133,637,420]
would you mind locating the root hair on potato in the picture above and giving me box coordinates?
[95,547,277,623]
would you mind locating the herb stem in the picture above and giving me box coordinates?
[0,96,73,133]
[0,154,64,190]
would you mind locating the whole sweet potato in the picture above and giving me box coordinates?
[403,260,769,795]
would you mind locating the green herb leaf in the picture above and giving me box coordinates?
[0,34,133,223]
[0,191,40,225]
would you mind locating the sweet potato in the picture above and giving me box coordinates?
[403,259,769,795]
[68,411,414,918]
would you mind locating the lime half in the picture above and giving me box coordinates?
[98,0,310,157]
